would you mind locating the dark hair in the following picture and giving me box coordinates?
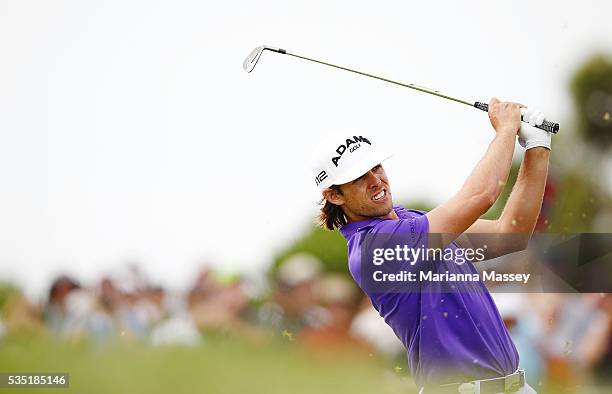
[318,185,347,230]
[48,275,81,305]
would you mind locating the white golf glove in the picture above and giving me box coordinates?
[518,107,551,150]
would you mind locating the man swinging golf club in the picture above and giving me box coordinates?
[312,98,550,394]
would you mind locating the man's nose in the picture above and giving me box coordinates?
[364,171,383,186]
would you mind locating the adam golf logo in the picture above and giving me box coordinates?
[331,136,371,167]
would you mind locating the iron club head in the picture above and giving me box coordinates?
[242,45,286,73]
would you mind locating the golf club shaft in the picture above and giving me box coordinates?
[278,50,559,133]
[286,52,473,106]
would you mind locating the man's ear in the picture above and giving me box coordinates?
[322,187,344,205]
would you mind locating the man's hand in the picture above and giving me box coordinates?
[487,97,522,135]
[518,108,551,150]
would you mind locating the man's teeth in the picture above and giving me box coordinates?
[373,190,385,200]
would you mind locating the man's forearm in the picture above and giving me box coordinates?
[460,129,516,207]
[498,147,550,233]
[426,129,517,248]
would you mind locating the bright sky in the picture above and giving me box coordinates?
[1,0,611,300]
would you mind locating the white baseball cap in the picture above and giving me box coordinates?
[311,131,393,189]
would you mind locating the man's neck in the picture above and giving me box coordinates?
[345,208,399,223]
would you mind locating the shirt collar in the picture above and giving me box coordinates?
[338,220,369,239]
[338,206,403,240]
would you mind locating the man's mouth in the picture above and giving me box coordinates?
[372,189,386,201]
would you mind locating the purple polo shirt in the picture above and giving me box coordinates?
[339,206,519,386]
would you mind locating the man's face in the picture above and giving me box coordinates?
[327,164,395,222]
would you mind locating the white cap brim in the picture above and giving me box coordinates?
[331,150,394,186]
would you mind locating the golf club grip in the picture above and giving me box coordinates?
[474,102,559,133]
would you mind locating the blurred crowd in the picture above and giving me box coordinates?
[0,253,611,388]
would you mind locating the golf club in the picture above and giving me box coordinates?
[243,45,560,133]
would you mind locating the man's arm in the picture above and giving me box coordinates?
[461,147,550,258]
[426,98,521,248]
[459,106,552,258]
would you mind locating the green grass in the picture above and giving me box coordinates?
[3,335,606,393]
[0,335,417,394]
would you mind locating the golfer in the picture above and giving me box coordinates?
[312,98,550,394]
